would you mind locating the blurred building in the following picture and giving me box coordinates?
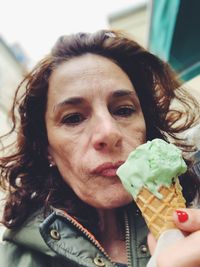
[108,2,148,48]
[107,1,200,99]
[0,37,28,138]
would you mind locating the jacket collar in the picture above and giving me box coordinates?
[3,209,57,257]
[3,205,150,266]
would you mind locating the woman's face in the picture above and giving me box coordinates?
[45,54,146,209]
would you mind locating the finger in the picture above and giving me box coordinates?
[147,232,157,255]
[157,231,200,267]
[173,208,200,232]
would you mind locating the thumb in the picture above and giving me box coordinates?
[147,232,157,255]
[173,208,200,232]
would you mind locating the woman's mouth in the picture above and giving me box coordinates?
[91,161,124,177]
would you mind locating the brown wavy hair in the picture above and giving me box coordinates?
[0,29,200,230]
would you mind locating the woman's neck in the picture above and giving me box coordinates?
[97,209,127,264]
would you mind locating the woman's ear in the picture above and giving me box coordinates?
[47,148,56,167]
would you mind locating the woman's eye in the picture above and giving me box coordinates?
[61,113,85,125]
[113,106,135,117]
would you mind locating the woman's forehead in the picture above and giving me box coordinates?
[49,54,119,80]
[47,54,135,102]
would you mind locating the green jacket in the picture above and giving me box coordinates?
[0,205,150,267]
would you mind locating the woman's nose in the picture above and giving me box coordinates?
[92,116,122,152]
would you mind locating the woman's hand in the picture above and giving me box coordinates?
[148,208,200,267]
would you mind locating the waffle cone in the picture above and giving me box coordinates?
[135,179,186,239]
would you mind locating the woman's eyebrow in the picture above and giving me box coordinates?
[53,97,84,112]
[111,89,136,98]
[53,90,136,112]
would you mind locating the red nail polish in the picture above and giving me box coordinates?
[176,210,189,223]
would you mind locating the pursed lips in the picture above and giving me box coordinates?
[91,161,124,177]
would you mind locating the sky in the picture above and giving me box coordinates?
[0,0,146,66]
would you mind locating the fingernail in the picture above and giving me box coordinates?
[176,210,189,223]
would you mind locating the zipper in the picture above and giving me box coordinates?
[124,211,132,267]
[54,208,117,266]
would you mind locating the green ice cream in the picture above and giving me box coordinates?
[117,139,187,199]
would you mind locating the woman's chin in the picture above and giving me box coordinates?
[93,194,133,209]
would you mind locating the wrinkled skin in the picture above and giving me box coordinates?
[45,54,146,209]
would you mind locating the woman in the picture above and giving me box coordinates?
[0,30,200,267]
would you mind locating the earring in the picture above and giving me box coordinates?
[49,163,54,168]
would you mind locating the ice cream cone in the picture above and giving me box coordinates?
[117,139,187,240]
[135,179,186,239]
